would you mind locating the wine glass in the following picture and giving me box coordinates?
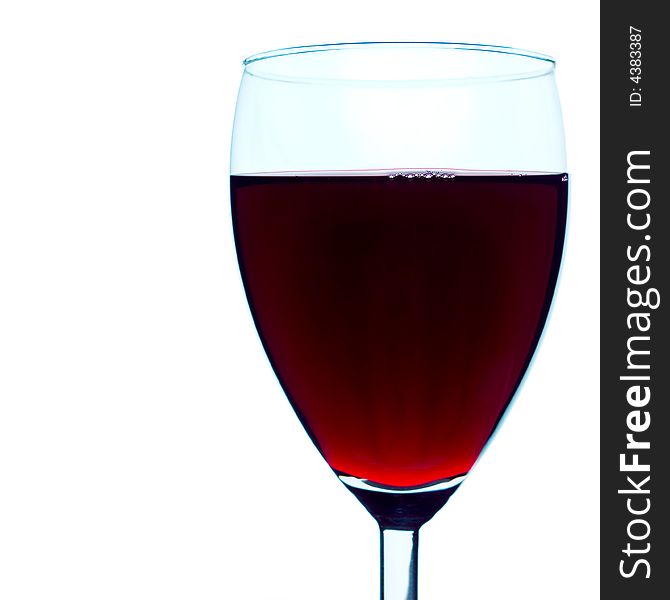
[230,42,567,599]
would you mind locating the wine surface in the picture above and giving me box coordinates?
[231,172,568,487]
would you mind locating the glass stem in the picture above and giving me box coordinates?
[380,527,419,600]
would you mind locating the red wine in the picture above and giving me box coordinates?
[232,171,567,488]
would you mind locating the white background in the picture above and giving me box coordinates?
[0,1,599,599]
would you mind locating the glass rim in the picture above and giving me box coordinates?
[242,41,556,84]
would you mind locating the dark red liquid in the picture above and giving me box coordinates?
[231,172,567,487]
